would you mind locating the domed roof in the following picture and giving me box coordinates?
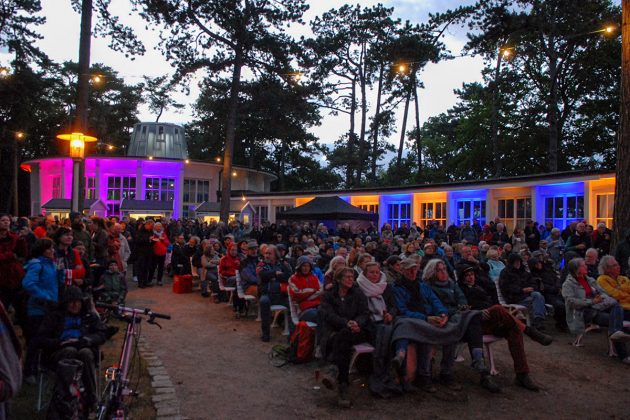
[127,122,188,159]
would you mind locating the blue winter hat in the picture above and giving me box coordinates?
[295,255,312,272]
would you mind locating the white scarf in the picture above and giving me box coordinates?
[357,271,388,322]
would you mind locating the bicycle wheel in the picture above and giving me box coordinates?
[96,379,117,420]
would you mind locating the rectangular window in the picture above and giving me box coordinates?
[183,179,210,206]
[145,177,175,201]
[275,205,293,217]
[418,201,447,228]
[106,176,136,217]
[457,200,485,226]
[358,204,379,214]
[387,202,411,229]
[85,177,96,200]
[253,205,269,225]
[596,193,614,227]
[51,176,62,198]
[498,198,531,232]
[544,195,584,229]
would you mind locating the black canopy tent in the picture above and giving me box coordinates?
[276,196,378,229]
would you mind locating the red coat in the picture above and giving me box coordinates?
[289,272,321,311]
[152,232,169,257]
[0,232,27,290]
[219,253,240,277]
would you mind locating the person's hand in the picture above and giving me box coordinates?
[522,287,534,294]
[383,310,393,324]
[427,316,443,327]
[593,295,603,304]
[347,320,360,333]
[482,309,490,320]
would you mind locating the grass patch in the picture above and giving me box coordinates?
[10,319,155,419]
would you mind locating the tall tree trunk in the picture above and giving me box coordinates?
[614,0,630,249]
[396,83,412,167]
[490,50,503,177]
[220,49,243,222]
[370,63,384,180]
[412,72,421,176]
[155,106,163,123]
[355,45,368,184]
[345,79,357,188]
[278,140,286,191]
[547,40,560,173]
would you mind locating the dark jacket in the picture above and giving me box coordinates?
[257,260,292,296]
[171,243,191,275]
[459,283,494,310]
[134,228,153,259]
[499,263,538,304]
[35,305,107,357]
[319,284,371,332]
[392,278,448,320]
[429,280,468,316]
[239,255,260,287]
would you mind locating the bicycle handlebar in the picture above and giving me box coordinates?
[95,302,171,320]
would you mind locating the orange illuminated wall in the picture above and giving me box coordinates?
[585,177,616,227]
[295,197,315,207]
[413,191,447,225]
[350,195,379,206]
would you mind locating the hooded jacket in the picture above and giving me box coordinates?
[498,254,538,304]
[22,257,59,317]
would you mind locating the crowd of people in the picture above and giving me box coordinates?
[1,212,630,413]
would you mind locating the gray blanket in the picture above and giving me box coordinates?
[391,310,480,346]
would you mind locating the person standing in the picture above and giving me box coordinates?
[149,222,169,286]
[135,220,154,288]
[0,214,27,312]
[0,301,22,420]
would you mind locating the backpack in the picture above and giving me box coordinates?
[268,321,316,367]
[289,321,315,364]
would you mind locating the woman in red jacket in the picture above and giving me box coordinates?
[53,227,86,293]
[150,222,170,286]
[219,244,241,314]
[288,255,321,323]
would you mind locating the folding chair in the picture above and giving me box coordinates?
[270,304,290,336]
[496,285,531,325]
[349,343,375,374]
[218,275,236,305]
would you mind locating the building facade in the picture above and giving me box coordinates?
[22,122,277,220]
[243,170,617,231]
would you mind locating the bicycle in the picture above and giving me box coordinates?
[94,302,171,420]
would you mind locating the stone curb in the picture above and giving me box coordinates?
[138,338,187,419]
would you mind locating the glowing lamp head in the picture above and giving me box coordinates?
[15,131,24,139]
[605,25,615,34]
[56,132,97,159]
[398,64,406,73]
[185,159,190,164]
[0,67,9,77]
[92,75,103,84]
[148,156,154,160]
[232,171,237,177]
[107,144,114,150]
[215,157,221,163]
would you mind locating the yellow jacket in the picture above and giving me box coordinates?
[597,274,630,310]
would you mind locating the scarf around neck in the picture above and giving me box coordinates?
[357,271,388,321]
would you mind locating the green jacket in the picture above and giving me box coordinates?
[99,271,126,303]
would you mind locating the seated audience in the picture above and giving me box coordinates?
[288,256,321,323]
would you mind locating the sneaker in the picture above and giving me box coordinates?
[132,276,138,283]
[338,383,351,408]
[480,374,501,393]
[525,326,553,346]
[609,331,630,342]
[622,357,630,365]
[515,373,540,391]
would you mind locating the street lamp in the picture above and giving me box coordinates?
[490,45,515,177]
[56,132,97,213]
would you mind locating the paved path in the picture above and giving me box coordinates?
[126,279,630,420]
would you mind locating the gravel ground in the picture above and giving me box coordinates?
[126,278,630,420]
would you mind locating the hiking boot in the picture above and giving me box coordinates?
[439,374,463,391]
[471,359,490,376]
[525,326,553,346]
[533,317,546,331]
[338,383,351,408]
[515,373,540,391]
[480,374,501,393]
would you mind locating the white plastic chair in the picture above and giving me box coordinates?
[287,292,317,328]
[483,334,503,376]
[219,274,236,305]
[496,284,531,326]
[349,343,375,374]
[270,304,290,336]
[236,271,257,317]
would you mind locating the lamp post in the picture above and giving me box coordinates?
[56,133,97,213]
[11,131,24,215]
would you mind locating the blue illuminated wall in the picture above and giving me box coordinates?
[379,193,412,229]
[447,189,489,226]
